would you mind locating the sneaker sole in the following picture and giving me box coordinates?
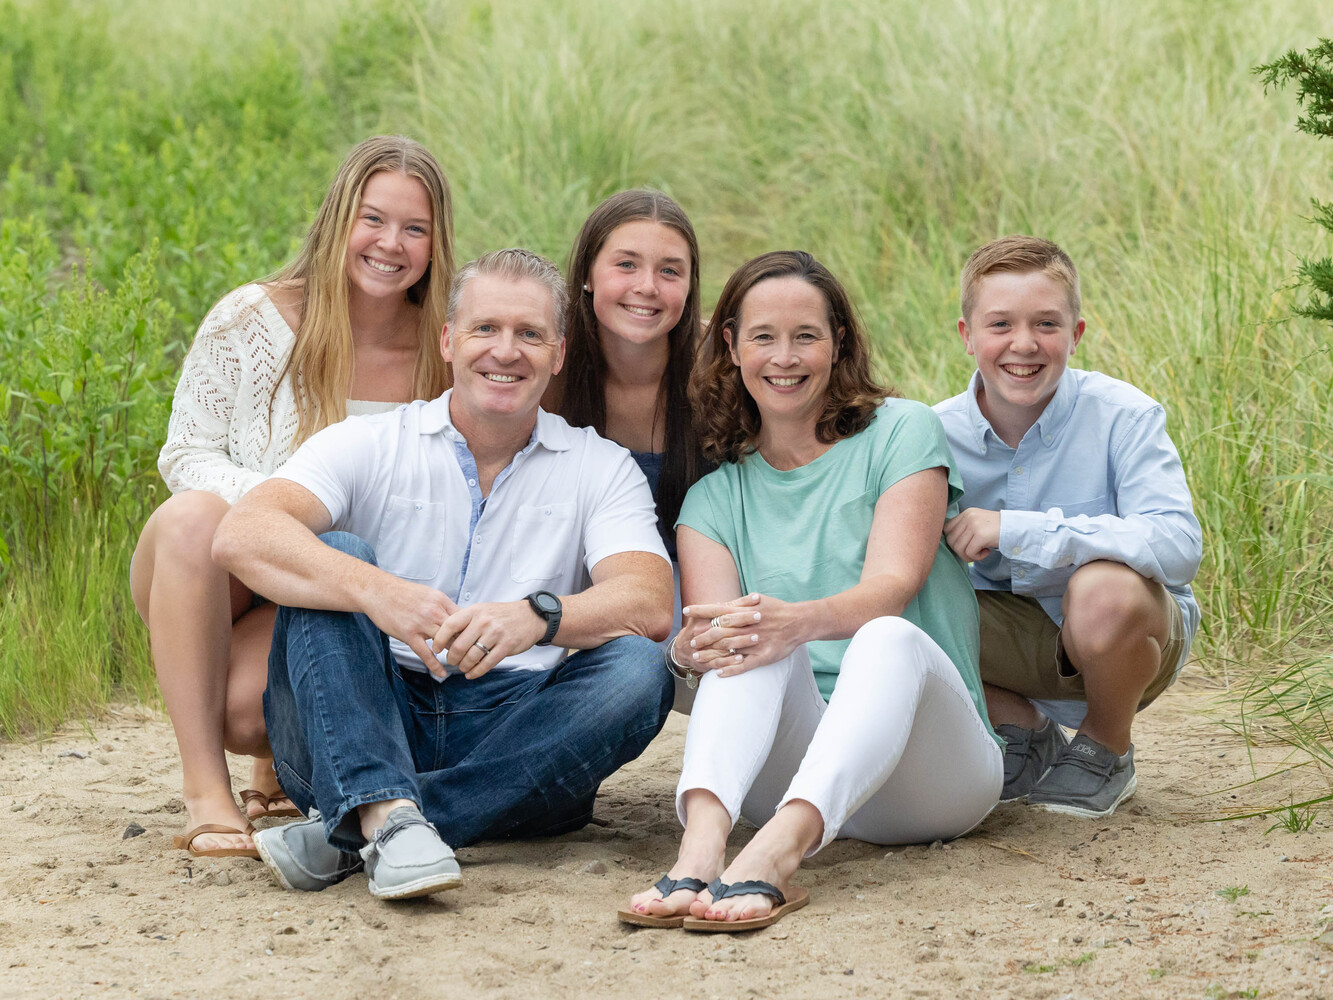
[998,764,1058,805]
[369,871,463,900]
[1030,772,1138,819]
[254,828,360,892]
[253,831,298,892]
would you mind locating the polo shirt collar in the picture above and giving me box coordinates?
[416,389,572,452]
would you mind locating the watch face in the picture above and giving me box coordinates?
[533,592,560,614]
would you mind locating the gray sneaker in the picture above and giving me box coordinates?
[360,806,462,900]
[254,813,363,892]
[1028,734,1137,818]
[995,718,1068,804]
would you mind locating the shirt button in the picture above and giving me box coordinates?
[544,507,552,516]
[467,478,477,487]
[463,591,472,600]
[1014,568,1026,580]
[414,504,422,511]
[1011,546,1022,556]
[1013,466,1025,475]
[1044,435,1052,443]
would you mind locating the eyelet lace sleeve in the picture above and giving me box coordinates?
[157,285,299,504]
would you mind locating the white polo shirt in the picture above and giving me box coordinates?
[271,390,669,677]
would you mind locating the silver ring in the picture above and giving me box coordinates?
[710,616,724,629]
[728,648,736,655]
[474,641,492,655]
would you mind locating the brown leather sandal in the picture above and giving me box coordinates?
[172,823,261,859]
[239,788,301,819]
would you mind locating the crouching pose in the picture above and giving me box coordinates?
[620,252,1002,932]
[214,249,674,901]
[935,236,1202,818]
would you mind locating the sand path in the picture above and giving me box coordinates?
[1,668,1330,999]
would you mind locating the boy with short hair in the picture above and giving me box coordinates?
[934,235,1202,818]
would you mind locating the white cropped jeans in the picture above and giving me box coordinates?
[676,616,1003,852]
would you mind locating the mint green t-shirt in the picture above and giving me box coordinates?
[677,400,993,739]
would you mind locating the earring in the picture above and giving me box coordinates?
[582,284,591,293]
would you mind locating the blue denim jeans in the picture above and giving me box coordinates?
[264,532,674,851]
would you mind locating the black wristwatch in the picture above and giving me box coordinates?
[526,591,563,646]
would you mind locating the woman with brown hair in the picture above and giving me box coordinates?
[620,251,1002,931]
[130,135,454,858]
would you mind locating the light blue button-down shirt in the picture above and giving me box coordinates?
[934,369,1202,721]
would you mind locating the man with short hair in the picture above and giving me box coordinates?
[213,249,674,900]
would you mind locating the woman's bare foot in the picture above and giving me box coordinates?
[690,800,822,923]
[627,790,731,919]
[242,756,295,819]
[180,790,256,853]
[627,835,726,919]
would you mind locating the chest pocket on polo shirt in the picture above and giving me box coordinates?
[511,502,576,583]
[378,496,449,581]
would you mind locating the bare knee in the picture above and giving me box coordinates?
[151,492,232,569]
[1062,562,1166,661]
[223,694,269,757]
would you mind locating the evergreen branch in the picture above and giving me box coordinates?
[1255,38,1333,137]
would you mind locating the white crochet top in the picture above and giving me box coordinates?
[158,284,400,503]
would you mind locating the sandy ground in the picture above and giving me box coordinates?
[1,666,1330,1000]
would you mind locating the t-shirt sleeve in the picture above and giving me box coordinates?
[676,470,732,549]
[581,443,670,573]
[875,402,965,515]
[267,419,380,527]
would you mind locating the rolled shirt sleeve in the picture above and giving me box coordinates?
[997,404,1202,596]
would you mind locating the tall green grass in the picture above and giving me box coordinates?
[1,0,1330,768]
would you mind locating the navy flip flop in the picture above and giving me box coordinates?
[617,874,710,928]
[681,877,810,932]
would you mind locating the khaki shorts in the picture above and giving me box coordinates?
[976,590,1187,709]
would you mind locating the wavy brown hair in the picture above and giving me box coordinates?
[270,135,454,445]
[690,251,894,465]
[556,189,706,535]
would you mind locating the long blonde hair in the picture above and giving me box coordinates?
[272,135,455,445]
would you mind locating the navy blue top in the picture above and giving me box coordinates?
[630,449,675,560]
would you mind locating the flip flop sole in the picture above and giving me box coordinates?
[616,908,687,928]
[682,887,809,933]
[172,823,261,859]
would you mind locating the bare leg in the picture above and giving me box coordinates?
[1061,561,1173,755]
[220,602,295,818]
[131,491,253,852]
[626,788,729,919]
[983,682,1044,729]
[690,799,822,922]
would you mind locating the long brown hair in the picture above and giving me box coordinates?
[272,135,454,445]
[558,189,705,535]
[691,251,894,465]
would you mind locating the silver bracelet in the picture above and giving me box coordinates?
[665,631,700,690]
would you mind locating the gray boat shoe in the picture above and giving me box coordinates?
[1027,734,1136,818]
[995,718,1068,804]
[360,805,462,900]
[254,813,363,892]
